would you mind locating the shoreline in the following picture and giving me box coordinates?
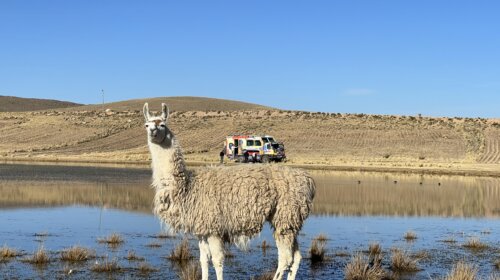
[2,157,500,178]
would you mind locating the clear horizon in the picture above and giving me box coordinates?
[1,1,499,118]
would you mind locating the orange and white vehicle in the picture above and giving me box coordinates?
[223,135,286,163]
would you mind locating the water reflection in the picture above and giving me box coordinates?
[1,164,500,217]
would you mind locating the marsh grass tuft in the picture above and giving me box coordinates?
[146,242,162,248]
[443,261,478,280]
[344,253,387,280]
[98,233,124,246]
[91,258,121,273]
[462,237,488,250]
[168,239,192,262]
[137,262,158,274]
[403,231,417,241]
[152,232,175,239]
[0,245,21,263]
[24,246,50,265]
[390,248,419,272]
[178,261,201,280]
[309,234,328,264]
[368,242,382,256]
[495,259,500,269]
[250,271,275,280]
[125,250,145,261]
[60,246,94,262]
[443,237,457,244]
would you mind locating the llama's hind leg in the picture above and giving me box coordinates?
[287,238,301,280]
[272,234,294,280]
[198,237,211,280]
[208,235,224,280]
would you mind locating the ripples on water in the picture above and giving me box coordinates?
[1,163,499,279]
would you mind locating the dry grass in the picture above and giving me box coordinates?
[316,233,329,242]
[344,253,387,280]
[309,235,328,264]
[91,258,121,273]
[60,246,94,262]
[368,242,382,256]
[24,246,50,265]
[152,232,175,239]
[403,230,417,241]
[261,240,271,249]
[98,233,124,246]
[443,237,457,244]
[462,237,488,250]
[250,271,275,280]
[0,245,20,262]
[125,250,145,261]
[178,261,201,280]
[443,261,478,280]
[390,248,419,272]
[137,262,158,274]
[146,242,162,248]
[495,259,500,269]
[168,239,192,262]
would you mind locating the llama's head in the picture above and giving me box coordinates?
[143,102,173,147]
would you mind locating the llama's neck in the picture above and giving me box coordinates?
[149,139,187,192]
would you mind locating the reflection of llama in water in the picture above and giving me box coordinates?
[143,103,315,280]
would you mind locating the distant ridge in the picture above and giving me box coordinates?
[0,96,82,112]
[67,96,274,112]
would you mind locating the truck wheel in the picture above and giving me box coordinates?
[261,155,269,163]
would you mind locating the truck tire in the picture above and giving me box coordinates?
[261,155,269,163]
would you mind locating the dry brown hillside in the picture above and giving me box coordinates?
[64,96,273,112]
[1,97,500,175]
[0,96,82,112]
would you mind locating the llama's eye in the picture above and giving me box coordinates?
[145,124,149,128]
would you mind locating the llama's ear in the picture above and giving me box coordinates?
[143,103,151,121]
[161,103,169,121]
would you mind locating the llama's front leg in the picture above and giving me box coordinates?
[199,237,211,280]
[208,236,224,280]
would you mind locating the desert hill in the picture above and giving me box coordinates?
[0,96,82,112]
[65,96,273,112]
[1,96,500,175]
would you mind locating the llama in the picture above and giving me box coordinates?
[143,103,315,280]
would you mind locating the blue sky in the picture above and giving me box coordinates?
[1,1,499,117]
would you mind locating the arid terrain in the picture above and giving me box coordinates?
[1,96,500,176]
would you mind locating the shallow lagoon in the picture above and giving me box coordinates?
[1,163,499,279]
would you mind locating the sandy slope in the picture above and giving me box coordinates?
[1,97,499,176]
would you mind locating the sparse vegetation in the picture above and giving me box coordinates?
[146,242,162,248]
[98,233,124,246]
[443,261,478,280]
[390,248,419,272]
[125,250,145,261]
[137,262,158,274]
[60,246,94,262]
[368,242,382,256]
[344,253,387,280]
[168,239,192,262]
[309,234,328,264]
[462,237,488,250]
[178,261,202,280]
[494,259,500,269]
[0,245,20,262]
[91,258,121,273]
[403,230,417,241]
[250,271,275,280]
[443,237,457,244]
[24,246,50,265]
